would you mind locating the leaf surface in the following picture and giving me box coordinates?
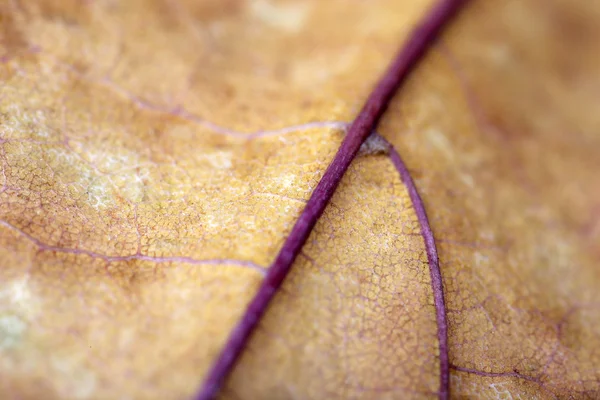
[378,0,600,397]
[1,0,599,399]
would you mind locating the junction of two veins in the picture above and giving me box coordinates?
[197,1,469,400]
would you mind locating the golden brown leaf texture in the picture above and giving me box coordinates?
[377,0,600,398]
[0,1,598,400]
[0,0,437,398]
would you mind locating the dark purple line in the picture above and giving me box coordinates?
[194,1,468,399]
[450,364,540,384]
[388,142,449,400]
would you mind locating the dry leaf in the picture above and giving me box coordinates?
[0,0,598,399]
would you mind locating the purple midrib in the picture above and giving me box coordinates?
[194,1,469,399]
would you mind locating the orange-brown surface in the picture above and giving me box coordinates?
[1,0,599,399]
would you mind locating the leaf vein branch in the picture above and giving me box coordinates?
[195,1,469,399]
[0,220,265,275]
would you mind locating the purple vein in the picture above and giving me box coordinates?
[100,77,349,139]
[195,1,468,399]
[50,60,348,140]
[0,220,265,275]
[388,142,449,400]
[450,364,540,384]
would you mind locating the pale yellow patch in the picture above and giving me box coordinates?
[250,0,310,33]
[0,315,27,350]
